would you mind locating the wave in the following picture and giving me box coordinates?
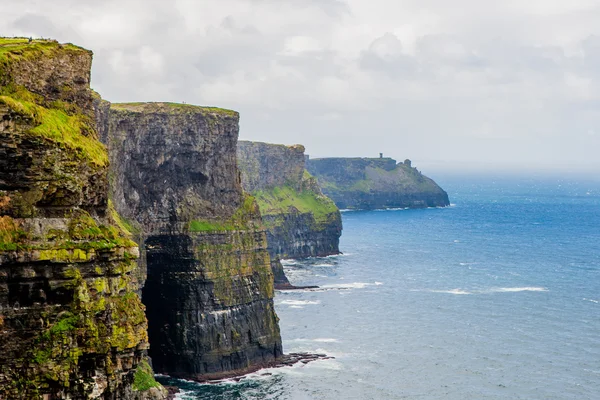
[313,338,339,343]
[414,286,548,295]
[430,289,472,295]
[174,389,196,399]
[326,253,352,258]
[278,281,381,293]
[489,287,548,293]
[280,300,320,305]
[289,338,339,343]
[320,282,381,290]
[584,298,599,304]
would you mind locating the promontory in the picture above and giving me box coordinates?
[307,156,449,210]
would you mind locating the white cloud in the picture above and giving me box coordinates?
[1,0,600,173]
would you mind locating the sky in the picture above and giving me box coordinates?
[2,0,600,174]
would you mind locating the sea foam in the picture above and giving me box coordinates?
[280,300,321,305]
[320,282,381,290]
[489,287,548,293]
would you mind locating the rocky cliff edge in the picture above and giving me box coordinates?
[99,103,283,381]
[237,141,342,288]
[307,157,450,210]
[0,38,165,399]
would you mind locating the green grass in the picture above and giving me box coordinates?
[189,194,257,232]
[108,200,140,236]
[0,216,28,251]
[0,38,86,66]
[189,219,236,232]
[0,38,104,166]
[254,185,338,226]
[133,361,161,392]
[0,94,108,166]
[0,38,29,46]
[111,102,238,117]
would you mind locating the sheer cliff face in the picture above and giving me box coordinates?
[100,103,282,380]
[237,141,342,265]
[307,157,450,210]
[0,39,162,399]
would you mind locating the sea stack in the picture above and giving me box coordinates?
[307,156,450,210]
[237,141,342,288]
[97,103,283,380]
[0,39,165,399]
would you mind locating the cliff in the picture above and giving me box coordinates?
[98,103,282,380]
[0,39,164,398]
[237,141,342,287]
[306,157,450,210]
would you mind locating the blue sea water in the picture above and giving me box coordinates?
[162,175,600,399]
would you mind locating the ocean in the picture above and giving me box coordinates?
[160,174,600,399]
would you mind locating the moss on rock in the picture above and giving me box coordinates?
[0,37,163,399]
[110,101,238,118]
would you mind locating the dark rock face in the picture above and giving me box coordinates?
[0,39,164,399]
[99,103,282,380]
[307,157,450,210]
[237,141,342,286]
[262,212,341,259]
[238,142,306,193]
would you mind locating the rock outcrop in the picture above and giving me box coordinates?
[0,39,165,399]
[98,103,282,381]
[237,141,342,288]
[307,157,450,210]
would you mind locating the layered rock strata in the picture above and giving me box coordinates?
[237,141,342,288]
[0,38,164,399]
[98,103,282,380]
[307,157,450,210]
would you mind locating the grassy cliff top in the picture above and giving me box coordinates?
[254,185,338,227]
[0,88,107,167]
[0,37,89,64]
[309,156,396,162]
[111,102,238,117]
[239,140,305,152]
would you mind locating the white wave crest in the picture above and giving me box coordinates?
[489,287,548,293]
[280,300,321,305]
[430,289,472,295]
[313,338,339,343]
[320,282,380,290]
[326,253,351,258]
[415,286,548,295]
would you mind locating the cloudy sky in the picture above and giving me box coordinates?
[2,0,600,174]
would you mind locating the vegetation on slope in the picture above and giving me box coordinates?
[253,183,338,229]
[111,102,238,117]
[0,93,108,166]
[0,38,84,66]
[189,194,258,232]
[133,361,161,392]
[0,39,106,166]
